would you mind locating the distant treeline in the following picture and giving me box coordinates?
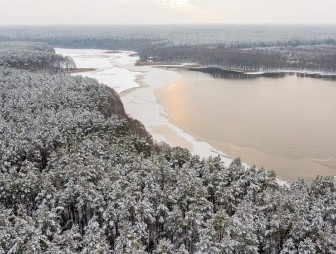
[139,46,336,73]
[1,25,336,73]
[1,25,336,48]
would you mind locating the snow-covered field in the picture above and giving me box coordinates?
[56,48,232,165]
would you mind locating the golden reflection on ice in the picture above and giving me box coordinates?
[157,70,336,181]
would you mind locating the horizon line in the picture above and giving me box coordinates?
[0,23,336,27]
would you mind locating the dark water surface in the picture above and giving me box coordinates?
[157,70,336,181]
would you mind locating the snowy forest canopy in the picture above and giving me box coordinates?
[0,41,335,253]
[0,42,76,70]
[0,25,336,73]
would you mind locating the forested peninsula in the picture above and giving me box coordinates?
[0,42,335,253]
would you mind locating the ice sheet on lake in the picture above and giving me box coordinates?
[56,48,141,93]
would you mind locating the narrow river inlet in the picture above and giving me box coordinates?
[157,70,336,181]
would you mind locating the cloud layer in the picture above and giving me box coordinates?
[0,0,335,25]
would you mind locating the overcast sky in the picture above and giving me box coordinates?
[1,0,336,25]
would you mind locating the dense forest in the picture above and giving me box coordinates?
[0,41,335,253]
[0,25,336,73]
[0,42,76,70]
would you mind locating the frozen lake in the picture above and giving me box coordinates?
[56,48,142,93]
[157,70,336,181]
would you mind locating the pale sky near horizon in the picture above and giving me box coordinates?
[1,0,335,25]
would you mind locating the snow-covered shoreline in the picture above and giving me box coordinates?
[55,48,233,166]
[55,48,292,185]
